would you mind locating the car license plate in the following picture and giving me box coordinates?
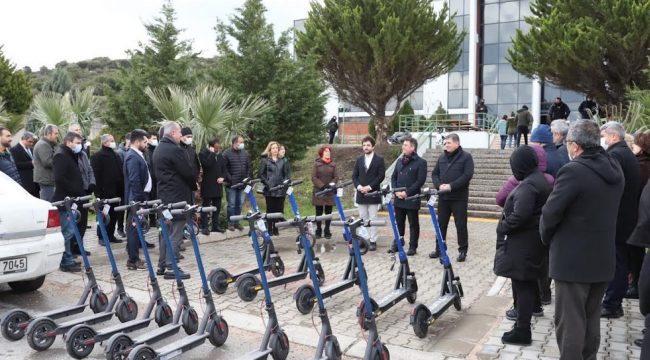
[1,257,27,275]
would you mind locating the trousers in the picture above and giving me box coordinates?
[358,204,380,243]
[436,199,469,252]
[394,206,419,248]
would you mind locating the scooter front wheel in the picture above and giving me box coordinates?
[295,286,315,315]
[127,345,156,360]
[208,317,229,347]
[1,309,29,341]
[182,308,199,335]
[325,336,342,360]
[209,269,230,294]
[453,288,462,311]
[357,299,379,331]
[406,278,418,304]
[66,326,96,359]
[154,301,173,327]
[90,291,109,313]
[26,318,57,351]
[411,304,431,339]
[237,276,259,302]
[310,263,326,286]
[270,330,290,360]
[372,343,390,360]
[116,296,138,323]
[105,334,133,360]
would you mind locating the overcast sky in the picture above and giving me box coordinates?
[0,0,314,70]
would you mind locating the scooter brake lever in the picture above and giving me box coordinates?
[389,254,396,271]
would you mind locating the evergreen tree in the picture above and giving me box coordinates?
[106,0,198,136]
[0,46,32,115]
[212,0,328,165]
[509,0,650,104]
[42,68,73,94]
[296,0,463,142]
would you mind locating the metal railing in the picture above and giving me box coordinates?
[398,113,500,133]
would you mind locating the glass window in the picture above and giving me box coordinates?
[449,90,464,109]
[462,90,469,108]
[519,21,531,35]
[409,90,424,110]
[463,71,470,89]
[499,64,519,83]
[484,44,499,64]
[519,72,531,83]
[449,72,463,90]
[452,53,464,72]
[544,85,561,102]
[498,84,518,104]
[518,83,532,105]
[451,0,464,16]
[520,0,533,19]
[464,52,470,70]
[483,64,499,85]
[464,34,470,52]
[484,4,499,24]
[562,90,584,103]
[498,104,518,118]
[499,21,518,43]
[485,0,499,3]
[499,43,511,63]
[483,85,498,104]
[484,24,499,44]
[500,1,519,22]
[453,16,464,33]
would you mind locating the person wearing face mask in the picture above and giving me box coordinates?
[68,124,96,256]
[222,135,252,231]
[540,120,624,360]
[199,139,227,235]
[494,145,551,346]
[52,132,87,273]
[599,121,641,319]
[90,133,124,246]
[180,128,200,194]
[146,131,159,227]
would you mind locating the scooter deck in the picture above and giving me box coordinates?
[154,332,209,357]
[38,304,87,321]
[376,289,409,313]
[267,271,308,288]
[56,312,116,334]
[427,294,456,319]
[132,323,183,344]
[232,266,261,278]
[235,348,273,360]
[320,278,355,299]
[92,317,152,341]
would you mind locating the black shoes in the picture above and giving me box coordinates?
[115,229,126,238]
[601,307,624,319]
[501,327,532,346]
[407,248,417,256]
[109,237,123,243]
[457,252,467,262]
[626,286,640,299]
[156,267,166,276]
[164,268,191,280]
[429,249,441,258]
[388,238,405,253]
[635,339,643,347]
[201,228,210,235]
[60,263,82,273]
[212,228,226,233]
[324,230,332,239]
[505,306,543,321]
[315,229,322,239]
[369,242,377,251]
[272,228,279,236]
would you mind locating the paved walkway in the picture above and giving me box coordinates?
[64,215,643,359]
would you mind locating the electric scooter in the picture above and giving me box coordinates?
[127,204,229,359]
[63,200,174,359]
[102,201,196,360]
[277,214,343,360]
[208,178,286,295]
[293,180,370,315]
[236,179,325,302]
[24,197,138,352]
[331,218,389,360]
[232,210,291,360]
[406,188,464,338]
[356,184,416,330]
[0,195,106,342]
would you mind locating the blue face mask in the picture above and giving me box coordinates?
[72,144,82,154]
[237,143,245,150]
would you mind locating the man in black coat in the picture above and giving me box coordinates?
[180,127,200,204]
[53,132,86,273]
[10,131,39,197]
[147,131,159,226]
[328,116,338,145]
[548,97,571,121]
[540,120,624,360]
[222,135,252,231]
[90,134,124,246]
[0,127,21,185]
[390,137,427,256]
[600,121,641,318]
[352,136,386,251]
[153,121,197,279]
[551,120,571,164]
[199,139,227,235]
[430,133,475,262]
[579,96,598,119]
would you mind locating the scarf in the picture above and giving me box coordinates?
[321,157,332,164]
[402,154,412,165]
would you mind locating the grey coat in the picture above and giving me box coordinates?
[77,151,96,191]
[33,138,57,186]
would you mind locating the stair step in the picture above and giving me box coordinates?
[470,190,498,198]
[468,196,499,204]
[473,168,513,175]
[471,179,509,186]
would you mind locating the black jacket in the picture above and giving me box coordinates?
[222,147,252,186]
[352,153,386,205]
[0,149,21,185]
[328,120,338,134]
[494,146,551,281]
[391,152,427,210]
[548,102,571,120]
[578,100,598,119]
[542,144,565,179]
[556,143,570,164]
[629,180,650,248]
[199,148,227,198]
[607,141,640,243]
[639,251,650,316]
[153,136,197,205]
[432,146,475,201]
[52,144,85,203]
[124,149,151,204]
[10,144,34,192]
[540,147,624,283]
[90,146,124,199]
[180,142,200,178]
[259,155,289,197]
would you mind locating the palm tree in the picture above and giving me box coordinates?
[70,87,102,136]
[146,84,271,148]
[0,97,25,135]
[30,91,72,141]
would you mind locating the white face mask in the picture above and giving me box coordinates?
[184,138,193,146]
[600,137,608,150]
[150,139,158,146]
[109,142,116,149]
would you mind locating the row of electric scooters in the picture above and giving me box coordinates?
[0,177,463,360]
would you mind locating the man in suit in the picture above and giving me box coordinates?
[199,138,227,235]
[123,129,152,271]
[90,134,124,246]
[33,124,59,202]
[10,131,39,197]
[391,137,427,256]
[352,136,386,251]
[115,132,130,239]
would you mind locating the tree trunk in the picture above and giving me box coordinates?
[374,116,389,144]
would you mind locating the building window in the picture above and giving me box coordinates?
[448,7,470,110]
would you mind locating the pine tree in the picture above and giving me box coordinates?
[0,46,32,115]
[42,68,73,94]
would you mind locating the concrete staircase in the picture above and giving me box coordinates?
[421,148,513,219]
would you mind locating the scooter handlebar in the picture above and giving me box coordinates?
[170,201,187,209]
[170,209,184,215]
[275,220,292,228]
[367,220,386,227]
[114,205,129,212]
[201,206,216,213]
[265,212,284,219]
[404,194,421,201]
[291,180,304,186]
[107,197,121,204]
[147,199,162,206]
[311,214,332,222]
[392,187,407,193]
[136,208,151,215]
[82,202,93,209]
[230,215,245,221]
[78,195,93,202]
[330,221,346,227]
[437,188,451,195]
[340,180,354,187]
[314,189,329,197]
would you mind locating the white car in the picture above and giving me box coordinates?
[0,172,64,292]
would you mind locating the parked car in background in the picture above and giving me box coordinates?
[0,172,64,292]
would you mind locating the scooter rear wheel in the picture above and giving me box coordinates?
[411,305,430,338]
[66,326,96,359]
[209,269,229,294]
[237,276,259,302]
[105,334,133,360]
[208,318,229,347]
[271,257,285,277]
[128,345,156,360]
[453,287,462,311]
[295,286,315,315]
[270,330,290,360]
[406,279,417,304]
[1,309,29,341]
[26,318,57,351]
